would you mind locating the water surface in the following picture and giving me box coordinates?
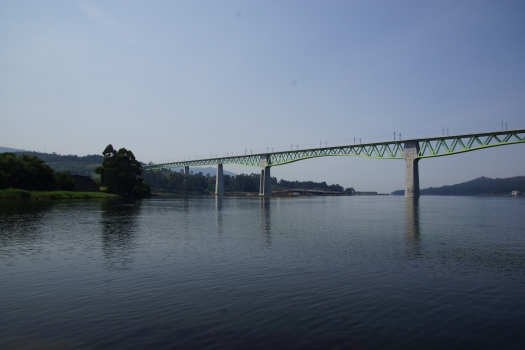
[0,196,524,349]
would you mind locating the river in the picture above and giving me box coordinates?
[0,195,524,349]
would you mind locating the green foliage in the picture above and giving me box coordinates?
[0,188,31,198]
[0,152,57,191]
[142,170,214,193]
[54,170,75,191]
[278,178,344,192]
[132,183,151,197]
[142,170,351,194]
[225,173,262,192]
[0,171,7,190]
[14,151,103,177]
[344,187,355,195]
[95,144,150,197]
[0,189,119,199]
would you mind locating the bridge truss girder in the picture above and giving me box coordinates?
[143,129,525,171]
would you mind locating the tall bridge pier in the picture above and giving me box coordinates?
[213,159,270,195]
[403,141,420,198]
[259,154,272,196]
[215,164,224,195]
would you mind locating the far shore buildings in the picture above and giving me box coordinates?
[511,191,521,197]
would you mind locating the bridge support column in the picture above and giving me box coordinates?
[184,166,190,177]
[403,141,420,198]
[215,164,224,195]
[259,155,272,196]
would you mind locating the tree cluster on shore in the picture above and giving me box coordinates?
[1,145,150,197]
[95,145,150,197]
[0,152,75,191]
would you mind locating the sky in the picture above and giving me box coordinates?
[1,0,524,192]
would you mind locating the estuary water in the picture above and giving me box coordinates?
[0,195,524,349]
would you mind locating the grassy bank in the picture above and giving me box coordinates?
[0,189,120,199]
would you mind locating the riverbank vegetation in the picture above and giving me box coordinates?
[0,146,149,198]
[142,169,353,194]
[0,152,77,191]
[0,189,119,199]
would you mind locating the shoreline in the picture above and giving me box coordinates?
[0,189,120,200]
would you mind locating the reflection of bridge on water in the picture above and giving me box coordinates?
[273,189,344,196]
[215,195,422,254]
[145,129,525,198]
[405,198,421,260]
[215,196,271,247]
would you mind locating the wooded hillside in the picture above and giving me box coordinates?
[392,176,525,196]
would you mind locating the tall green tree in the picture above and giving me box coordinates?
[95,145,150,196]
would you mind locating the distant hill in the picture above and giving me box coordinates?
[0,146,25,153]
[392,176,525,196]
[12,151,103,177]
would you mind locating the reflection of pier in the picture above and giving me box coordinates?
[215,196,223,239]
[405,198,421,259]
[272,189,343,196]
[260,198,271,247]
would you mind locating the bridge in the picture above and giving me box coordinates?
[143,129,525,197]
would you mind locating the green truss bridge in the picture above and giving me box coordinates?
[143,129,525,197]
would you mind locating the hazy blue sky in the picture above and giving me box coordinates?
[1,0,524,192]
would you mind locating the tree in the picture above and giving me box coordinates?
[95,145,150,196]
[0,152,56,190]
[344,187,355,195]
[55,170,75,191]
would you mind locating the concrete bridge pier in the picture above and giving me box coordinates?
[184,166,190,177]
[403,141,420,198]
[259,155,272,196]
[215,164,224,195]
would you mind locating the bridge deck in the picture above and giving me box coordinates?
[143,129,525,170]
